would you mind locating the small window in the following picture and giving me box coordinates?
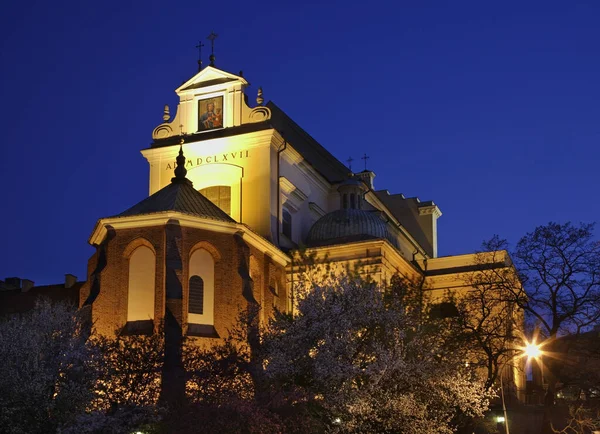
[350,194,356,209]
[200,185,231,215]
[342,193,348,209]
[282,209,292,239]
[189,275,204,315]
[188,248,215,326]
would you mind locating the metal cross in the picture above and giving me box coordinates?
[361,153,370,171]
[207,31,218,66]
[195,41,204,71]
[346,156,354,170]
[207,31,218,54]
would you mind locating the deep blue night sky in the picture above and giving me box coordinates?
[1,1,599,284]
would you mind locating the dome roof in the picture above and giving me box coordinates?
[337,177,365,188]
[306,209,398,248]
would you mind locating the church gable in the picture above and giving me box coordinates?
[152,66,271,141]
[175,66,247,94]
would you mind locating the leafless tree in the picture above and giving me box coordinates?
[481,222,600,433]
[449,261,523,392]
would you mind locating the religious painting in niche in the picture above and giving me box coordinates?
[197,96,223,131]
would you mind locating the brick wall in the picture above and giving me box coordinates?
[81,220,287,344]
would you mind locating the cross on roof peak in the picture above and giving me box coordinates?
[361,153,370,171]
[207,31,218,66]
[195,41,205,71]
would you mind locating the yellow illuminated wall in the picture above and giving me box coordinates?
[143,131,280,240]
[145,66,351,245]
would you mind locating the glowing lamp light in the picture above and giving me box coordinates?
[524,342,541,359]
[496,416,506,423]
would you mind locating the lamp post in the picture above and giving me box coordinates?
[499,370,510,434]
[499,340,542,434]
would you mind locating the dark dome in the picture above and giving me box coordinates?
[338,177,365,188]
[306,209,398,248]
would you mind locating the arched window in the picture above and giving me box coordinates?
[127,245,155,322]
[188,248,215,325]
[200,185,231,215]
[342,193,348,209]
[282,209,292,239]
[189,275,204,314]
[350,194,356,209]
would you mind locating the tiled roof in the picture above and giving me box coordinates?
[374,191,432,256]
[266,102,350,184]
[116,180,235,223]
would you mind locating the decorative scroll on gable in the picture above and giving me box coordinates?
[152,66,271,141]
[246,106,271,123]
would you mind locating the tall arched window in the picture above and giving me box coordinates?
[188,248,215,325]
[200,185,231,215]
[127,245,156,322]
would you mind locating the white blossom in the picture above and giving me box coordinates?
[262,276,491,433]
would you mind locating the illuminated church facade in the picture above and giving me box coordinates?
[78,63,517,360]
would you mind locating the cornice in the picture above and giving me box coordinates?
[280,144,331,196]
[308,202,326,218]
[418,204,442,218]
[280,144,304,165]
[297,160,331,195]
[89,211,290,267]
[177,81,243,96]
[279,177,308,212]
[296,238,421,278]
[279,176,296,196]
[174,66,248,94]
[141,129,276,161]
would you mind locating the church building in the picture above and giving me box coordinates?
[71,60,516,348]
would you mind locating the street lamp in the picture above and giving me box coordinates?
[524,342,541,359]
[499,340,543,434]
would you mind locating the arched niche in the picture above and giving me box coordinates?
[188,248,216,326]
[127,245,156,322]
[188,163,243,221]
[123,237,156,258]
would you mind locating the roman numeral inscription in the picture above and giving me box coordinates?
[165,150,250,170]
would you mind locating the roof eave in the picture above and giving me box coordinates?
[88,211,290,266]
